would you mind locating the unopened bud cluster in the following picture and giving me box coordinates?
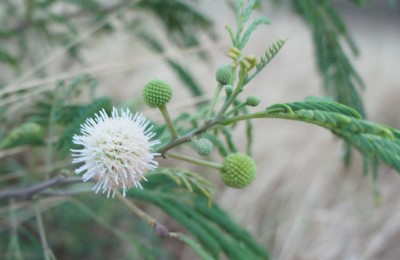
[221,153,256,188]
[143,79,173,108]
[216,65,233,85]
[240,55,257,71]
[246,96,261,107]
[193,138,213,156]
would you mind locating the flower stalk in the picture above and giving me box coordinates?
[115,192,170,237]
[167,152,223,170]
[206,83,223,118]
[159,104,179,139]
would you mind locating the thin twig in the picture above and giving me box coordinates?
[115,192,170,237]
[3,0,140,95]
[40,188,92,197]
[3,0,135,34]
[35,203,54,260]
[0,176,83,200]
[8,199,23,260]
[156,116,222,155]
[0,43,224,102]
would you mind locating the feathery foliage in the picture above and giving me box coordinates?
[265,100,400,173]
[292,0,366,116]
[138,31,204,97]
[129,172,269,259]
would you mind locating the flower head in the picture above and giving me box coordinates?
[71,107,160,197]
[193,138,213,157]
[143,79,173,108]
[216,65,233,85]
[221,153,256,188]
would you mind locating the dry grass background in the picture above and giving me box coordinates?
[3,1,400,259]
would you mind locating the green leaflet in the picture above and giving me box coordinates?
[239,17,271,50]
[341,133,400,172]
[136,0,214,48]
[56,97,112,157]
[203,133,229,157]
[292,0,365,116]
[0,122,45,149]
[128,189,221,258]
[172,201,255,260]
[128,188,268,259]
[147,168,215,201]
[235,0,266,48]
[174,233,214,260]
[220,126,238,153]
[195,198,269,259]
[138,32,204,97]
[265,100,400,174]
[245,39,286,84]
[128,173,269,259]
[268,100,361,119]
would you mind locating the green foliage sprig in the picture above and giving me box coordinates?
[293,0,366,116]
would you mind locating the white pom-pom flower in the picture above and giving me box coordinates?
[71,107,160,198]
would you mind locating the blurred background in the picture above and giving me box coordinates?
[0,0,400,259]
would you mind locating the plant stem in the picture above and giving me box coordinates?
[167,152,223,170]
[159,104,179,139]
[225,102,246,117]
[221,109,329,129]
[217,68,246,117]
[156,117,221,155]
[206,83,223,118]
[35,202,55,260]
[115,191,156,226]
[115,192,171,237]
[8,199,23,260]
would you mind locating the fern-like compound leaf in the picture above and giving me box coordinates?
[239,17,271,50]
[265,100,400,174]
[245,39,286,84]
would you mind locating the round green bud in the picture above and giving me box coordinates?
[193,138,213,156]
[225,85,233,96]
[216,65,233,85]
[194,138,214,156]
[143,79,173,108]
[221,153,256,188]
[244,55,257,67]
[246,96,261,107]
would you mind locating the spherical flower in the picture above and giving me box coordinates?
[246,96,261,107]
[221,153,256,188]
[143,79,173,108]
[216,65,233,85]
[71,107,160,198]
[193,138,213,156]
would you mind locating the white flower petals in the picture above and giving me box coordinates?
[71,107,160,198]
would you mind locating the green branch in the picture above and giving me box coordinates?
[167,152,223,170]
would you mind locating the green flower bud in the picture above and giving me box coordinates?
[143,79,173,108]
[216,65,233,85]
[225,85,233,96]
[240,59,252,70]
[246,96,261,107]
[244,55,257,67]
[0,122,44,149]
[226,47,241,60]
[229,47,241,56]
[193,138,213,156]
[221,153,256,188]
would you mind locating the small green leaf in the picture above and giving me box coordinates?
[239,17,270,49]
